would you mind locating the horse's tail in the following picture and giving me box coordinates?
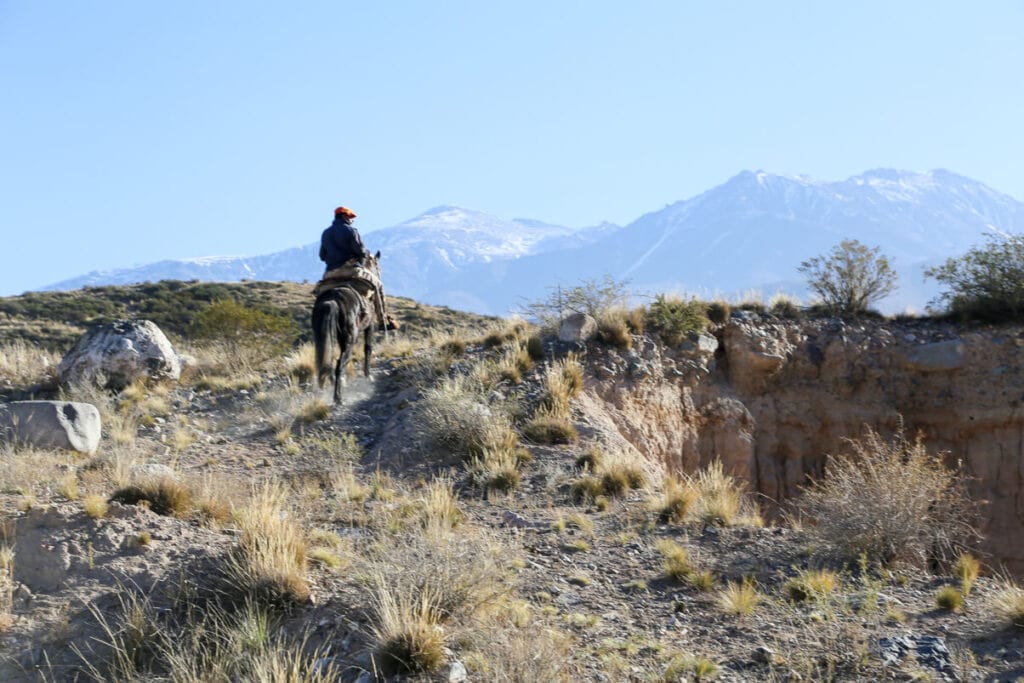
[313,295,340,387]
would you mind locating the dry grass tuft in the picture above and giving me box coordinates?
[653,475,699,523]
[523,407,577,445]
[663,653,719,682]
[935,585,965,612]
[419,475,464,530]
[783,568,840,604]
[796,422,977,568]
[955,552,981,596]
[0,340,60,388]
[596,310,633,349]
[83,494,109,519]
[656,539,695,582]
[717,578,761,616]
[993,581,1024,629]
[417,374,514,458]
[0,543,13,630]
[227,481,309,606]
[369,579,447,675]
[109,477,193,517]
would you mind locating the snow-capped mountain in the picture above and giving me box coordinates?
[431,169,1024,314]
[43,170,1024,315]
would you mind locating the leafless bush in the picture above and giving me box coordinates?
[796,423,978,568]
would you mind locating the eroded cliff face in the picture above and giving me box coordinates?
[578,315,1024,572]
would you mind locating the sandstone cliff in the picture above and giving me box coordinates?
[578,314,1024,572]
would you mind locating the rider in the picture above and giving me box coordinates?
[318,206,395,332]
[320,206,369,271]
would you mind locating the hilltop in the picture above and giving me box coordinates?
[0,280,495,351]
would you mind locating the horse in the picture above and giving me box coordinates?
[312,251,382,404]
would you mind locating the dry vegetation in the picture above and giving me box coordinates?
[0,281,1017,682]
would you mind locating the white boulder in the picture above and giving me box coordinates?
[58,319,181,390]
[0,401,101,454]
[558,313,598,343]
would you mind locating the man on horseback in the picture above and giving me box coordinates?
[316,206,395,333]
[320,206,369,271]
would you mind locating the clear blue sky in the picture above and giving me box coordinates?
[2,1,1022,295]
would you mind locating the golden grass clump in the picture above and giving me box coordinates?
[596,309,633,349]
[0,543,14,630]
[653,474,699,523]
[227,481,309,605]
[83,494,109,519]
[109,477,193,517]
[784,568,840,604]
[935,585,965,612]
[688,460,747,526]
[656,539,695,582]
[298,397,331,424]
[370,583,447,675]
[663,653,719,682]
[955,552,981,596]
[282,342,317,384]
[717,578,761,616]
[469,447,522,492]
[0,341,60,388]
[523,407,577,445]
[993,581,1024,629]
[796,422,977,568]
[419,475,464,530]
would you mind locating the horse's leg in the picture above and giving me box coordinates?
[335,322,355,405]
[363,324,373,378]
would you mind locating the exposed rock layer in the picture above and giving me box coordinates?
[580,316,1024,572]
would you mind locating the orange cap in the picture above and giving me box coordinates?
[334,206,357,218]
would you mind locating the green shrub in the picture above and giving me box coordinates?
[798,239,897,316]
[191,299,299,366]
[645,295,709,346]
[925,232,1024,320]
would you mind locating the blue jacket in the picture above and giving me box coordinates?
[319,216,369,270]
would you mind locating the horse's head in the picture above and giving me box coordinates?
[366,250,383,277]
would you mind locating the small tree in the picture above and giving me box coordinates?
[521,275,631,327]
[924,232,1024,320]
[798,239,897,315]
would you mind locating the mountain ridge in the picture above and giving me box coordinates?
[42,169,1024,314]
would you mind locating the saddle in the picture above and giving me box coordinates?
[313,258,400,333]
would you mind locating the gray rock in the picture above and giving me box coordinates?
[58,319,181,390]
[902,339,965,372]
[130,463,177,481]
[558,313,598,343]
[0,401,101,454]
[448,660,468,682]
[879,634,955,678]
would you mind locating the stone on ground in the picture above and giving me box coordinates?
[0,400,101,454]
[58,319,181,390]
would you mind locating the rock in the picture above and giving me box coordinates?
[0,401,101,454]
[448,660,468,682]
[879,634,955,678]
[501,510,548,530]
[559,313,598,343]
[130,463,177,482]
[902,339,965,372]
[58,319,181,390]
[680,331,719,355]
